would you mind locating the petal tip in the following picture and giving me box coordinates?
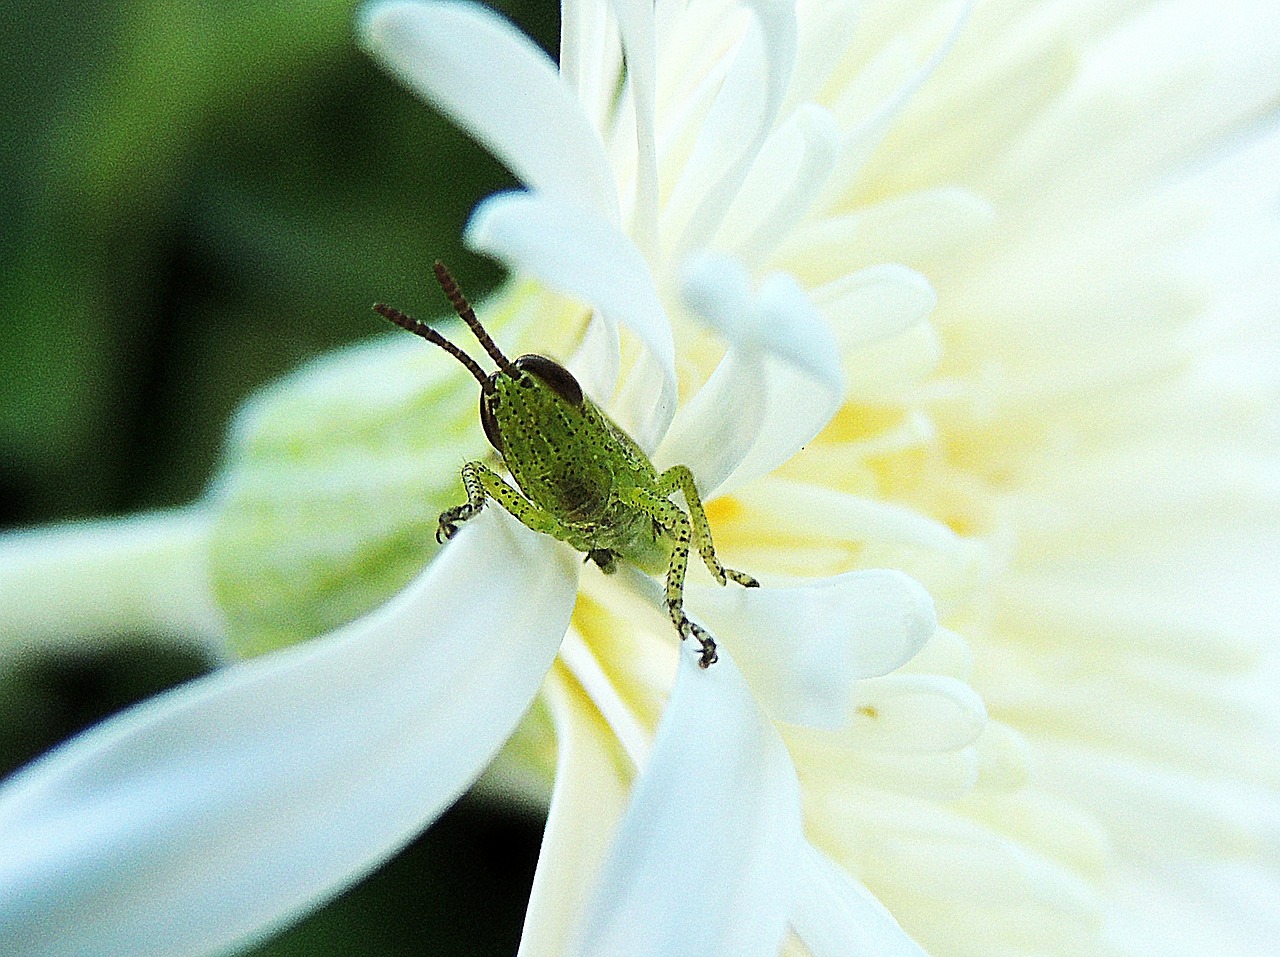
[886,569,939,666]
[357,0,419,49]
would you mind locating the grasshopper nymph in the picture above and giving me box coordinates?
[376,262,759,667]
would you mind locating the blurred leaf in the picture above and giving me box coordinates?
[0,0,538,521]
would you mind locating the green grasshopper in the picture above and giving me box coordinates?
[376,262,759,667]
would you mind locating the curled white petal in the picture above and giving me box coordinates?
[0,507,579,957]
[606,0,660,253]
[466,190,678,444]
[812,264,938,353]
[791,842,930,957]
[716,103,841,269]
[659,254,843,496]
[849,674,987,753]
[665,0,797,256]
[567,645,801,957]
[655,348,767,500]
[361,0,618,218]
[567,311,622,409]
[690,569,937,729]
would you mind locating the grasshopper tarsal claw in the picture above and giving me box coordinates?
[436,503,478,543]
[677,617,718,669]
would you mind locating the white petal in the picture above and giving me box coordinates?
[659,255,843,496]
[663,0,797,257]
[819,0,975,208]
[1106,859,1280,957]
[690,570,937,729]
[787,674,987,761]
[466,190,678,443]
[791,842,930,957]
[734,478,982,613]
[811,264,937,353]
[776,188,994,288]
[851,674,987,753]
[559,0,622,136]
[751,270,846,386]
[567,645,801,957]
[567,311,622,409]
[361,0,618,218]
[785,0,858,111]
[715,103,841,269]
[517,668,631,957]
[654,347,767,498]
[558,630,651,767]
[607,0,660,254]
[0,507,579,957]
[609,349,683,454]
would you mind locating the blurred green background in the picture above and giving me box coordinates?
[1,0,560,952]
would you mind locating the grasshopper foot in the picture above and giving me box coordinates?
[691,621,718,668]
[726,569,759,588]
[437,503,479,543]
[673,613,718,668]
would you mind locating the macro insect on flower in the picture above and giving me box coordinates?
[378,262,759,668]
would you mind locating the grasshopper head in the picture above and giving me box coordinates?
[377,262,586,457]
[481,354,583,454]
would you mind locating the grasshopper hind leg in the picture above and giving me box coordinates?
[623,477,759,669]
[657,504,720,668]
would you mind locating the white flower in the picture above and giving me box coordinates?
[2,2,1278,957]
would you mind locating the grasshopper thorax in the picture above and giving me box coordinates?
[482,354,614,524]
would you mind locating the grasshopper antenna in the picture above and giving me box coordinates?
[433,261,518,377]
[374,303,494,392]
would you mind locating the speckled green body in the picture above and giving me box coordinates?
[385,265,757,667]
[487,373,669,573]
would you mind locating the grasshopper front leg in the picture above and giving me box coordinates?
[439,461,573,543]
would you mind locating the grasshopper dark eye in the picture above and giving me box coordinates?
[514,354,584,407]
[480,388,504,454]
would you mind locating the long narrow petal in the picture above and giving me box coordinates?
[665,0,797,257]
[607,0,660,254]
[791,842,930,957]
[467,189,678,445]
[690,569,937,729]
[516,666,632,957]
[715,103,841,270]
[558,0,621,136]
[0,507,579,957]
[812,264,938,353]
[567,645,801,957]
[361,0,618,218]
